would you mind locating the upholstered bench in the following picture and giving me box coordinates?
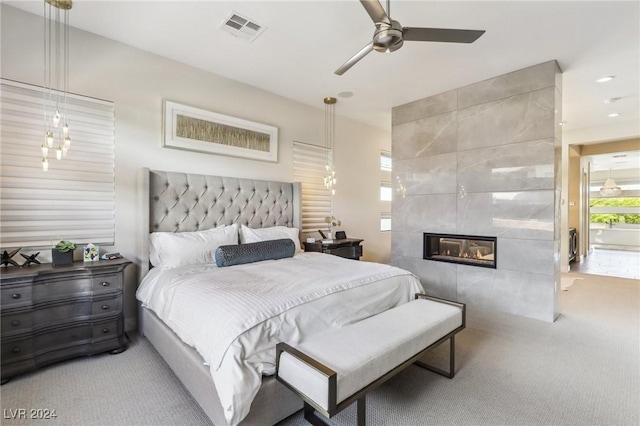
[276,294,466,425]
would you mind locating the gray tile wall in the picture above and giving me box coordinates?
[391,60,562,322]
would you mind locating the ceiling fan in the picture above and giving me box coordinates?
[335,0,485,75]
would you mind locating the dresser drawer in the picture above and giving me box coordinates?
[92,295,122,317]
[0,285,33,308]
[1,300,95,336]
[92,273,123,294]
[2,338,34,364]
[2,294,122,337]
[2,318,124,372]
[31,323,94,355]
[92,318,122,342]
[1,311,34,336]
[325,245,363,259]
[32,275,93,303]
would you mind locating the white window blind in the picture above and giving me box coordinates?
[381,151,392,171]
[293,141,332,234]
[380,150,392,232]
[380,212,392,232]
[0,79,115,249]
[380,181,392,202]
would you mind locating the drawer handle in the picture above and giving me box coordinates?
[11,320,20,327]
[101,305,110,310]
[11,293,21,299]
[12,347,21,353]
[102,328,109,333]
[101,282,110,287]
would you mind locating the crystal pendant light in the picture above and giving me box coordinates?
[324,97,337,196]
[42,0,72,171]
[599,169,622,197]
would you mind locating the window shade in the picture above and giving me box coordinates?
[380,151,392,171]
[293,141,332,233]
[0,79,115,249]
[380,212,392,232]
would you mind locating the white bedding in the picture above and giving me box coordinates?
[136,252,423,425]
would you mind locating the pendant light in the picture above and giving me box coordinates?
[323,97,337,196]
[599,169,622,197]
[42,0,72,171]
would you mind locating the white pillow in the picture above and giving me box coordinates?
[149,224,238,268]
[239,224,302,252]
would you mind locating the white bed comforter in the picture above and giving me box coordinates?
[136,252,423,425]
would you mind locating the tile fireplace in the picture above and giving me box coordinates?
[423,233,497,269]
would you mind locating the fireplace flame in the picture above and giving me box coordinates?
[425,233,496,268]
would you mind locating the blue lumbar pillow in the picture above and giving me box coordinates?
[215,238,295,267]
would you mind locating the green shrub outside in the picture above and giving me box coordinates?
[590,198,640,224]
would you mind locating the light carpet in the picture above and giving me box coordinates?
[1,272,638,425]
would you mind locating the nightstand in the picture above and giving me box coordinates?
[1,258,131,384]
[303,238,363,260]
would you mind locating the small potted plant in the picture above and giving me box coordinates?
[324,216,341,239]
[52,240,76,266]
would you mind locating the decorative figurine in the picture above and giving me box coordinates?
[20,252,41,267]
[1,248,21,267]
[83,243,99,262]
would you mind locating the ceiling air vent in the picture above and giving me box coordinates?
[220,12,265,42]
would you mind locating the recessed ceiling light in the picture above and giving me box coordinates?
[558,120,567,126]
[596,76,615,83]
[338,91,354,98]
[604,97,621,104]
[607,112,621,118]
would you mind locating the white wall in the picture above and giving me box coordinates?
[1,5,391,329]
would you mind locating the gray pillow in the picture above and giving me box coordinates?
[215,238,295,267]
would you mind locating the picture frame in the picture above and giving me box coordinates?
[163,101,278,162]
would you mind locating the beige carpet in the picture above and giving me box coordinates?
[1,272,638,426]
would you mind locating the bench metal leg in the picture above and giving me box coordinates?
[302,397,367,426]
[357,396,366,426]
[415,335,456,379]
[303,402,330,426]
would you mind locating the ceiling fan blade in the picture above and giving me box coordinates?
[403,27,485,43]
[334,42,375,76]
[359,0,390,24]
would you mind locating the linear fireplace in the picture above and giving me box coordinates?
[423,233,497,269]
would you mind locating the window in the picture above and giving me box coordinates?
[590,197,640,224]
[380,150,392,232]
[380,212,392,232]
[293,141,332,233]
[0,79,115,249]
[381,151,392,171]
[380,181,392,202]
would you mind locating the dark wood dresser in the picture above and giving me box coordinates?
[1,258,130,384]
[303,238,364,260]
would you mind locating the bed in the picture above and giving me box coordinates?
[136,169,424,425]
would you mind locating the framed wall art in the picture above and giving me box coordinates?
[163,101,278,162]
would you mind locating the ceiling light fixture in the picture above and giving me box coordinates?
[599,169,622,197]
[596,75,615,83]
[607,112,621,118]
[42,0,73,172]
[604,97,621,104]
[323,97,337,196]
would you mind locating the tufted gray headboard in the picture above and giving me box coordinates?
[138,168,301,279]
